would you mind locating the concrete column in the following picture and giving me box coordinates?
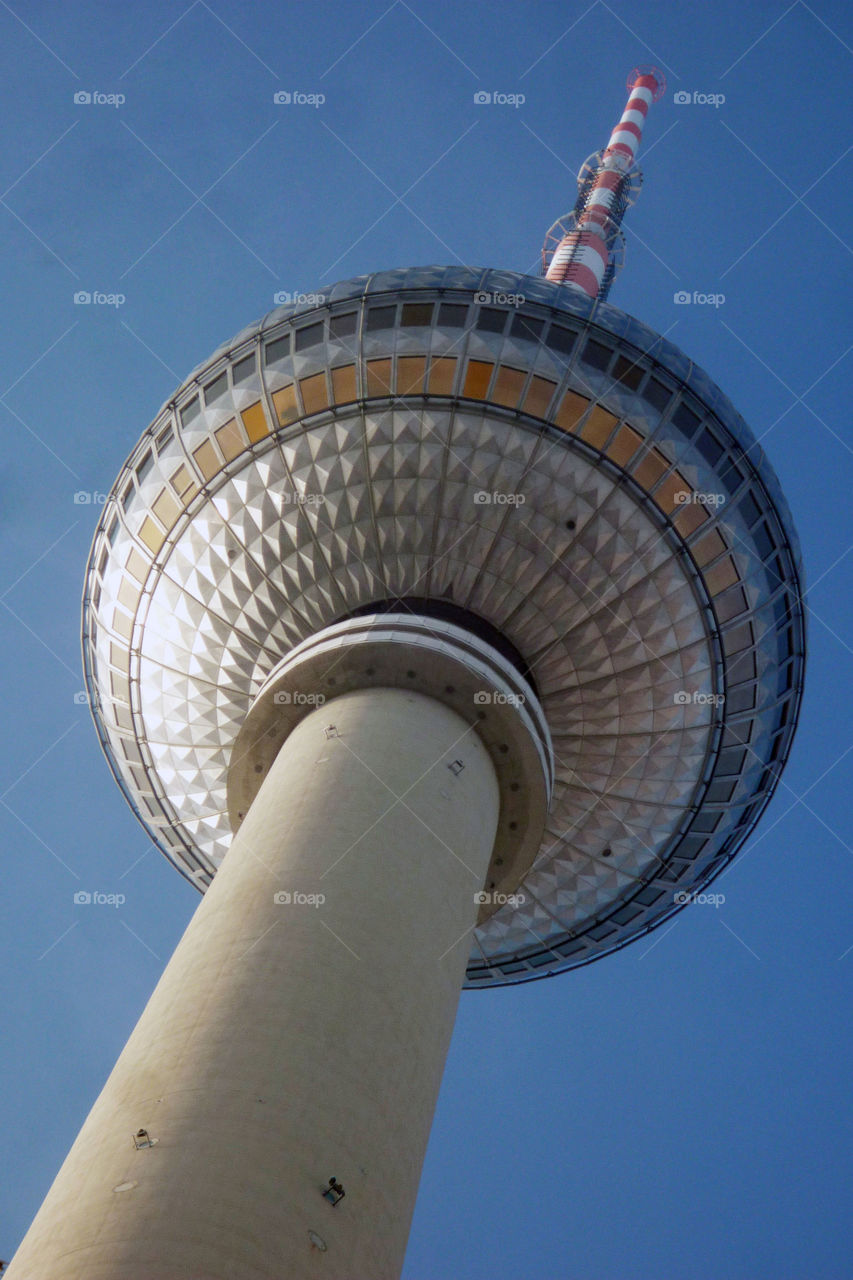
[8,687,500,1280]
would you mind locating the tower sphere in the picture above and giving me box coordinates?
[82,266,805,985]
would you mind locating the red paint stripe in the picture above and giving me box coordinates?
[625,96,649,116]
[585,200,616,222]
[614,120,642,143]
[634,75,659,94]
[592,171,622,191]
[563,262,601,297]
[606,142,635,161]
[572,229,610,265]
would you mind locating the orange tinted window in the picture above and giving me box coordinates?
[299,373,329,415]
[138,515,165,554]
[580,406,618,449]
[607,425,643,467]
[241,401,270,442]
[553,390,590,433]
[632,448,670,492]
[652,470,690,515]
[112,608,133,641]
[125,546,150,584]
[491,366,526,408]
[691,528,728,567]
[331,365,357,403]
[673,502,710,538]
[397,356,427,394]
[365,359,392,396]
[462,360,493,399]
[704,555,739,594]
[272,384,298,426]
[170,463,197,501]
[152,488,181,530]
[522,376,557,418]
[427,357,457,395]
[117,577,140,612]
[214,418,245,462]
[110,670,130,700]
[192,440,220,481]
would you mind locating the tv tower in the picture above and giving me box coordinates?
[8,69,805,1279]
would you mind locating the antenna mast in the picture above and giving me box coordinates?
[543,67,666,300]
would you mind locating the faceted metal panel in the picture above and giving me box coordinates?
[82,267,806,985]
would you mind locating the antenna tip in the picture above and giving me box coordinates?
[627,66,666,102]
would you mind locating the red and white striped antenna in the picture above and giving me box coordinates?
[543,67,666,301]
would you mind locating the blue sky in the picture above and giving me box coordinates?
[1,2,851,1276]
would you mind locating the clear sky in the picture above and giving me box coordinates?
[1,2,851,1277]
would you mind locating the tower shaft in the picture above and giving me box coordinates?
[7,689,500,1279]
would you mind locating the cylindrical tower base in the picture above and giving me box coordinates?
[8,688,500,1279]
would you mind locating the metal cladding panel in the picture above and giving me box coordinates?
[82,267,805,985]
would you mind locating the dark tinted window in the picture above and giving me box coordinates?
[719,460,743,495]
[583,338,611,370]
[643,377,672,412]
[510,313,544,342]
[696,429,724,466]
[437,303,468,327]
[773,594,792,626]
[475,307,507,333]
[613,355,643,390]
[777,666,793,696]
[135,451,154,483]
[726,685,756,713]
[738,492,762,528]
[180,396,200,426]
[753,522,775,559]
[329,311,357,339]
[366,305,396,330]
[672,400,701,433]
[203,372,228,404]
[264,335,290,365]
[548,325,576,357]
[232,354,255,383]
[716,748,746,774]
[764,557,784,592]
[294,322,324,351]
[705,779,736,805]
[401,302,433,327]
[690,811,721,833]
